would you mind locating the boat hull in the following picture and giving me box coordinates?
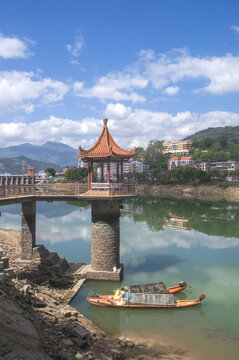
[167,285,187,293]
[87,295,202,308]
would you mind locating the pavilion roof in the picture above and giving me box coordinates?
[77,118,136,160]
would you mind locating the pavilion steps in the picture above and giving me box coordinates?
[33,245,69,271]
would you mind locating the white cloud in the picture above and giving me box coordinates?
[73,70,147,103]
[104,106,239,148]
[0,108,239,149]
[231,25,239,34]
[105,103,132,119]
[164,86,179,95]
[142,48,239,95]
[0,115,102,148]
[74,48,239,101]
[0,33,33,59]
[0,71,69,113]
[66,32,84,57]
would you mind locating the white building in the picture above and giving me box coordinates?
[97,159,149,180]
[163,140,192,155]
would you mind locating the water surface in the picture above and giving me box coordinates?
[1,197,239,359]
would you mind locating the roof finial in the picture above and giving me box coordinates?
[103,118,108,127]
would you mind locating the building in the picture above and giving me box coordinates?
[97,158,149,180]
[78,159,88,168]
[164,216,191,230]
[209,160,239,173]
[163,140,192,155]
[168,156,194,171]
[123,159,150,174]
[197,160,239,173]
[62,166,70,174]
[196,160,209,172]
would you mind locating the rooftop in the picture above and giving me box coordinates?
[77,118,136,160]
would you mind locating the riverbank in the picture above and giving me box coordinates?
[136,184,239,202]
[36,182,239,202]
[0,229,193,360]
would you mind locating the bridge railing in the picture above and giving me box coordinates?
[0,182,136,198]
[0,185,36,198]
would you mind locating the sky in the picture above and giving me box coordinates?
[1,0,239,150]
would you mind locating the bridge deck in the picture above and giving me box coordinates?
[0,191,136,205]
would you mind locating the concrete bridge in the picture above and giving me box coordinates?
[0,183,136,281]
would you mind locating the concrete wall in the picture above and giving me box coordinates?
[136,184,239,202]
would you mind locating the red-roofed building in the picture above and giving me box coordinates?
[77,118,136,192]
[168,156,194,170]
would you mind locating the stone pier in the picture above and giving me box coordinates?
[87,199,123,281]
[20,200,36,260]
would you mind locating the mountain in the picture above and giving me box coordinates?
[183,125,239,161]
[0,142,78,167]
[0,156,62,175]
[184,125,239,143]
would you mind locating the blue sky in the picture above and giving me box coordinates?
[1,0,239,150]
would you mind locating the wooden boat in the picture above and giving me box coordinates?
[87,291,206,309]
[121,280,188,294]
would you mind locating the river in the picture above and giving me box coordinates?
[1,197,239,359]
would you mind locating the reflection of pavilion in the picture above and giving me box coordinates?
[164,215,191,230]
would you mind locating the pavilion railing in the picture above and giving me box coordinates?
[91,183,136,195]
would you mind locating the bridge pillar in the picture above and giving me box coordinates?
[20,200,36,260]
[87,200,123,281]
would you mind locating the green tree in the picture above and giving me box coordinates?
[144,140,168,181]
[65,168,88,181]
[45,168,56,177]
[135,147,145,160]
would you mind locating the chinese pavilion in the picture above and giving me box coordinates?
[77,118,136,194]
[76,118,137,281]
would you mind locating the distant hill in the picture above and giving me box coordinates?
[184,125,239,161]
[0,142,78,167]
[0,156,61,175]
[184,126,239,144]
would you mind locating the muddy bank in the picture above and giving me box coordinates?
[136,184,239,202]
[0,229,192,360]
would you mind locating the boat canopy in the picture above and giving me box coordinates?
[122,281,168,294]
[124,292,175,305]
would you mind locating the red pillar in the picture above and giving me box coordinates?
[121,159,124,182]
[117,162,119,183]
[107,160,110,183]
[90,161,93,186]
[101,163,104,182]
[88,162,91,190]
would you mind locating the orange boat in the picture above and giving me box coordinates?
[121,280,189,294]
[87,291,206,309]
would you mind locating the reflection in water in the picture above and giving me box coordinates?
[164,214,191,230]
[124,254,183,273]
